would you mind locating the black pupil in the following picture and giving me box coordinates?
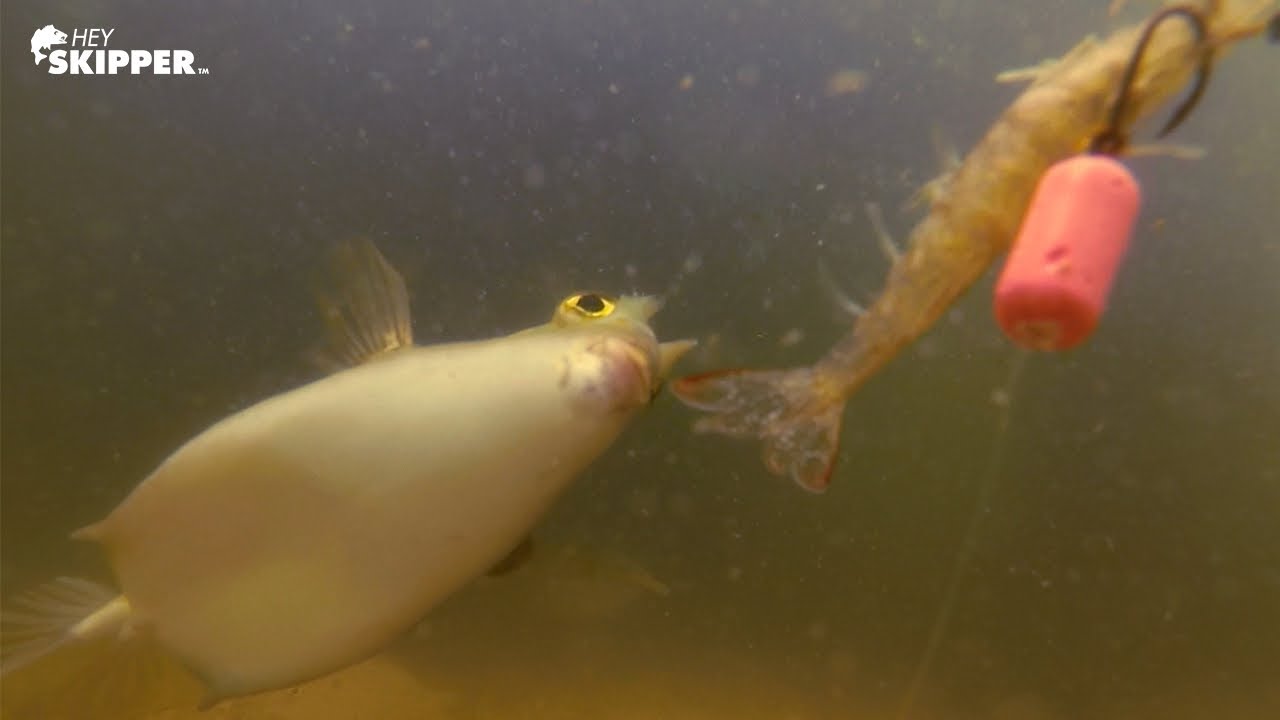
[576,294,606,313]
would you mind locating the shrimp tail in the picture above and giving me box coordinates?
[672,367,844,492]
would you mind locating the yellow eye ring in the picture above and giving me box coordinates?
[562,293,616,318]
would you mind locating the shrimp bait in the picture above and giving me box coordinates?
[674,0,1278,492]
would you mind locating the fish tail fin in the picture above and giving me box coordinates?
[673,366,844,492]
[1,577,128,677]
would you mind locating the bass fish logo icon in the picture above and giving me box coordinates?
[31,25,68,64]
[28,25,207,75]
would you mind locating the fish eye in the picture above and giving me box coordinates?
[563,293,616,319]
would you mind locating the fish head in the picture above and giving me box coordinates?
[551,292,696,412]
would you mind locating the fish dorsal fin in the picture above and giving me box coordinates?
[313,239,414,371]
[657,339,697,381]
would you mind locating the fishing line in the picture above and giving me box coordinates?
[896,348,1030,720]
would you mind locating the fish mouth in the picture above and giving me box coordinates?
[610,337,657,406]
[564,335,657,415]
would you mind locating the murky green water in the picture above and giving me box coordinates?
[4,1,1278,718]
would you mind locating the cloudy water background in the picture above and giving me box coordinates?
[3,0,1278,718]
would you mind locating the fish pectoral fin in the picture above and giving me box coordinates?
[70,520,105,542]
[310,238,415,371]
[488,535,536,577]
[546,542,672,596]
[657,339,698,380]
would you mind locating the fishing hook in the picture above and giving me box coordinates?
[1090,4,1212,155]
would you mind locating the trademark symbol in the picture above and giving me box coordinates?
[198,67,209,74]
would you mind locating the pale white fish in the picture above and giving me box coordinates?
[0,239,695,708]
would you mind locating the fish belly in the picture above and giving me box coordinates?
[92,330,642,699]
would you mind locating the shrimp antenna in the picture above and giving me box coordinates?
[1090,5,1211,154]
